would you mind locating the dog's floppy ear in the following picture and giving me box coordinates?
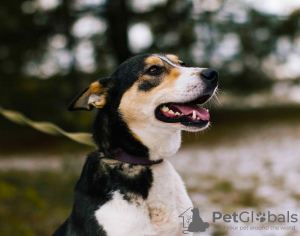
[68,77,114,111]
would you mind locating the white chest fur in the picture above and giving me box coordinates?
[146,161,181,235]
[95,160,192,236]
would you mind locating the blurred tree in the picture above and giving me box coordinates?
[105,0,132,62]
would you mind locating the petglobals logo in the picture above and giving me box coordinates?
[179,207,299,234]
[212,211,298,223]
[179,207,209,234]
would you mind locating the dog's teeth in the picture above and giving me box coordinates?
[168,110,174,114]
[181,113,184,116]
[197,117,200,120]
[206,109,209,112]
[192,110,196,119]
[175,112,180,116]
[161,106,169,112]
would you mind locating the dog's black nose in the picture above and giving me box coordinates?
[200,69,219,82]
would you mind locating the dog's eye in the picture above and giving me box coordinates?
[147,66,162,75]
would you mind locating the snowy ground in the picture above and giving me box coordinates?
[1,120,300,235]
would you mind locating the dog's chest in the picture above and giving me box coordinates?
[95,161,181,236]
[147,161,180,234]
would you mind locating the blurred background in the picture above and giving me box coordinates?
[0,0,300,235]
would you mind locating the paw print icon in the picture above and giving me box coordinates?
[256,212,266,222]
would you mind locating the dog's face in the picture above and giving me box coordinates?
[118,54,218,133]
[68,54,218,158]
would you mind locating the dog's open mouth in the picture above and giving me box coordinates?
[155,94,211,127]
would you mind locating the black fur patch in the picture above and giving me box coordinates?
[138,80,156,91]
[137,75,163,91]
[53,152,153,236]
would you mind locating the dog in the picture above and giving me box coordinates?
[53,53,218,236]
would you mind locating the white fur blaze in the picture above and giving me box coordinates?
[95,191,156,236]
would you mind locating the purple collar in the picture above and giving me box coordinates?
[110,150,163,165]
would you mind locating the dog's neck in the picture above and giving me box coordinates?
[92,110,182,161]
[93,110,149,157]
[130,126,182,161]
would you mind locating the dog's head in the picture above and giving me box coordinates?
[68,54,218,159]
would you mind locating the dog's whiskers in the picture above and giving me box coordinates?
[211,89,222,107]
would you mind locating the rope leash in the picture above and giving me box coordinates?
[0,106,95,147]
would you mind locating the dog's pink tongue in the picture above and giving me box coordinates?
[169,104,210,120]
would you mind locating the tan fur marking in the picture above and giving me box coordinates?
[73,81,107,110]
[122,164,145,177]
[86,82,108,109]
[99,152,105,158]
[89,81,106,93]
[151,67,180,93]
[101,159,146,178]
[145,56,163,65]
[148,206,176,227]
[123,192,143,205]
[136,68,179,87]
[102,158,120,164]
[167,68,180,81]
[166,54,179,63]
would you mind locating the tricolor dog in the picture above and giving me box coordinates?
[53,54,218,236]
